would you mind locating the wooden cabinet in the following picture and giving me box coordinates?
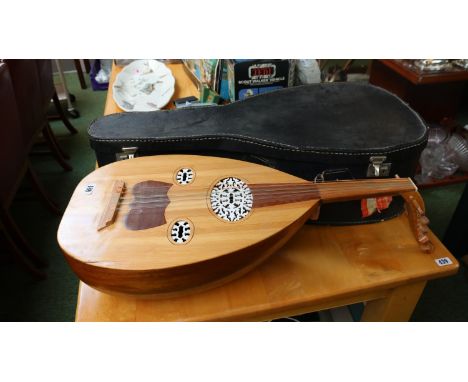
[369,59,468,123]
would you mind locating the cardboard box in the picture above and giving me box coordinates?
[225,59,295,101]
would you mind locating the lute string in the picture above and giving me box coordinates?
[116,185,411,206]
[114,179,414,205]
[116,178,414,202]
[112,181,414,210]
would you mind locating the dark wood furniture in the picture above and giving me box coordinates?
[370,60,468,188]
[6,60,73,172]
[74,59,91,89]
[0,63,47,278]
[369,59,468,123]
[0,59,80,278]
[37,59,79,135]
[415,173,468,189]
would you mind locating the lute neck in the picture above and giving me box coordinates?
[250,178,417,208]
[314,177,417,203]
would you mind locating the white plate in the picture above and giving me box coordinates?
[113,59,175,112]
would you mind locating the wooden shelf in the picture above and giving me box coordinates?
[416,171,468,189]
[380,60,468,85]
[369,60,468,123]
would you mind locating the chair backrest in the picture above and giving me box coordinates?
[0,62,29,205]
[35,59,55,112]
[4,59,45,151]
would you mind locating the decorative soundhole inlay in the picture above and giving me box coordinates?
[170,220,192,244]
[175,168,194,185]
[210,177,253,222]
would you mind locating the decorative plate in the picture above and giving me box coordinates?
[113,59,175,112]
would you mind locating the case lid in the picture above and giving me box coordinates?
[89,83,428,161]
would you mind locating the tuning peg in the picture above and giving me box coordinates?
[417,224,429,234]
[417,233,430,244]
[420,242,434,254]
[411,199,424,215]
[420,215,430,225]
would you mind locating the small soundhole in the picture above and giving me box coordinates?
[169,219,193,245]
[175,168,195,185]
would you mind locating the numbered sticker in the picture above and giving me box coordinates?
[84,184,96,195]
[435,257,453,267]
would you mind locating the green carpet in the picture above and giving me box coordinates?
[412,184,467,321]
[0,73,466,321]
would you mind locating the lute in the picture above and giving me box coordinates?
[58,154,432,297]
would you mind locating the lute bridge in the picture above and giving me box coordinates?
[97,180,126,231]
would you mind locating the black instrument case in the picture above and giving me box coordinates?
[88,83,428,225]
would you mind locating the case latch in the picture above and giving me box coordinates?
[367,156,391,177]
[116,147,138,161]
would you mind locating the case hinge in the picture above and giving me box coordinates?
[367,156,391,177]
[116,147,138,161]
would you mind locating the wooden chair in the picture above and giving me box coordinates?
[74,59,91,89]
[5,59,73,172]
[0,62,47,278]
[36,59,79,135]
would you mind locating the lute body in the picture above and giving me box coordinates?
[58,155,431,297]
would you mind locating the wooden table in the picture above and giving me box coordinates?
[75,63,459,322]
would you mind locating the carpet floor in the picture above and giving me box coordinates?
[0,73,466,321]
